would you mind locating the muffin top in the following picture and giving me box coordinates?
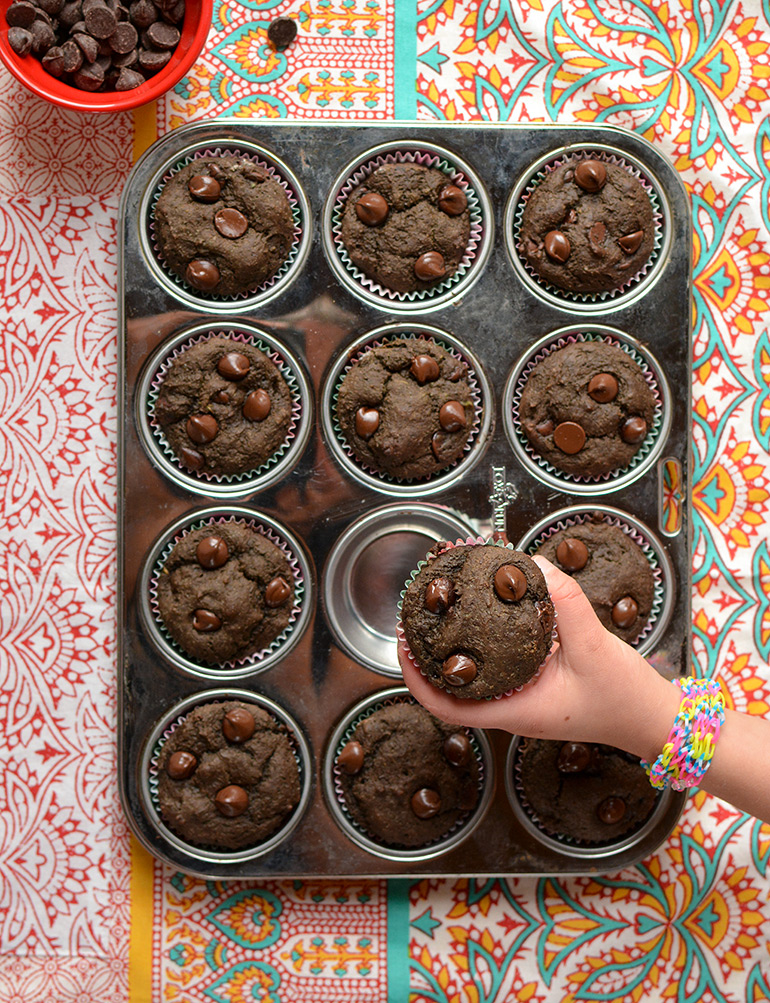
[339,162,471,294]
[516,738,659,844]
[534,519,655,645]
[518,157,655,294]
[153,520,295,665]
[152,336,294,478]
[336,701,480,848]
[335,338,476,481]
[517,340,657,479]
[157,700,300,850]
[153,156,294,297]
[400,544,555,699]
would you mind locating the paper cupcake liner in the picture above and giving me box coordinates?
[147,696,306,853]
[148,145,305,302]
[330,148,485,303]
[511,737,661,849]
[511,331,664,486]
[148,515,305,672]
[331,334,484,486]
[525,512,664,649]
[397,536,557,700]
[146,329,303,485]
[512,149,664,304]
[331,691,486,852]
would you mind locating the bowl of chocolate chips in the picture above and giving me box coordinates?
[0,0,212,111]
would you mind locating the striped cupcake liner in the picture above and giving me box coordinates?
[510,148,665,306]
[508,329,667,488]
[397,536,557,701]
[147,144,306,303]
[146,329,303,485]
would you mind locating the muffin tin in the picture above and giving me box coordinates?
[119,121,692,878]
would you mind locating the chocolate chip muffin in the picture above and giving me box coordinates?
[335,338,476,481]
[400,543,555,699]
[152,336,294,477]
[517,340,657,478]
[518,155,656,294]
[515,738,659,844]
[153,519,296,665]
[157,700,301,850]
[153,156,295,297]
[335,701,480,848]
[339,162,471,294]
[534,519,655,645]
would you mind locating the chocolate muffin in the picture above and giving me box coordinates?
[152,336,294,477]
[400,543,555,699]
[339,161,471,294]
[153,156,295,297]
[515,738,659,844]
[157,700,301,850]
[335,701,480,848]
[517,340,657,478]
[153,520,296,665]
[534,519,656,645]
[335,338,476,481]
[518,156,656,294]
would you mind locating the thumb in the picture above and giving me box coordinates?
[532,555,607,658]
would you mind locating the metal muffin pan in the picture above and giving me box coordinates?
[119,121,692,879]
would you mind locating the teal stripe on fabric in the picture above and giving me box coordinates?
[394,0,417,119]
[387,879,411,1002]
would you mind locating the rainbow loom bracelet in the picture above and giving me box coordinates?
[642,677,725,791]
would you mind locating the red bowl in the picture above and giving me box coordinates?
[0,0,212,112]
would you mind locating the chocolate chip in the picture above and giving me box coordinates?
[587,372,618,403]
[619,230,644,254]
[431,430,456,461]
[337,740,364,775]
[31,20,55,52]
[410,788,441,819]
[60,38,83,71]
[493,564,527,602]
[544,230,570,263]
[266,14,297,50]
[553,421,586,454]
[222,706,256,743]
[611,596,638,628]
[425,576,455,613]
[8,25,32,54]
[216,351,249,380]
[186,413,218,444]
[185,259,220,291]
[265,575,291,608]
[443,732,471,767]
[589,221,607,254]
[535,418,554,436]
[161,0,183,23]
[215,785,249,817]
[109,18,136,50]
[438,400,467,432]
[59,0,82,25]
[128,0,156,26]
[442,653,477,686]
[37,0,63,13]
[179,446,204,470]
[73,31,99,60]
[7,1,37,27]
[555,537,589,572]
[84,1,117,37]
[72,59,105,88]
[575,159,607,192]
[192,608,221,632]
[597,795,626,825]
[354,407,379,439]
[166,750,197,779]
[557,741,591,773]
[438,184,467,216]
[41,45,66,76]
[138,46,170,71]
[243,389,271,421]
[409,354,439,384]
[145,17,177,46]
[355,192,388,226]
[414,251,446,281]
[621,416,647,443]
[211,391,229,404]
[214,207,248,239]
[196,535,229,569]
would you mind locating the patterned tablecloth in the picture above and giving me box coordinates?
[2,1,770,1000]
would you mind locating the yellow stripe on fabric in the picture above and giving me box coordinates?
[133,101,159,162]
[129,835,156,1003]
